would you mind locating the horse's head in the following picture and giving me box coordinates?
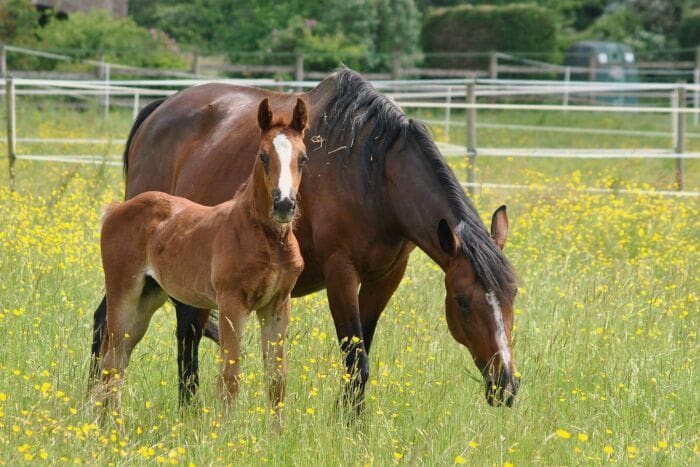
[256,97,309,224]
[438,206,520,407]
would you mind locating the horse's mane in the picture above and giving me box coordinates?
[321,69,517,300]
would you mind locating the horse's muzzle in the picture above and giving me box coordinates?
[273,197,296,224]
[483,368,520,407]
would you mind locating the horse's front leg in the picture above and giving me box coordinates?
[257,297,291,417]
[217,294,248,405]
[323,256,367,414]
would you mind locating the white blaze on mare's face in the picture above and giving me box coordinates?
[272,134,294,199]
[485,291,511,371]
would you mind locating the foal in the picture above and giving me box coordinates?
[96,98,308,415]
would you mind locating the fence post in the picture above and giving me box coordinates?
[671,90,677,148]
[588,53,597,81]
[132,91,140,121]
[294,51,304,92]
[588,54,597,103]
[294,51,304,81]
[97,50,105,78]
[563,66,571,110]
[391,52,401,80]
[444,85,452,140]
[103,62,110,121]
[466,80,477,196]
[0,44,6,78]
[694,46,700,126]
[191,49,200,75]
[6,76,16,190]
[674,83,686,190]
[489,51,498,80]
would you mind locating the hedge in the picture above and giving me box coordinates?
[422,3,557,68]
[678,12,700,59]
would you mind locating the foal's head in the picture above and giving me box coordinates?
[256,98,309,224]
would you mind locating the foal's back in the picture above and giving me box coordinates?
[101,191,219,309]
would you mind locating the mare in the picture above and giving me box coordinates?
[91,69,521,410]
[94,98,308,416]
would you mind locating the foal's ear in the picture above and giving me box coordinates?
[437,219,460,257]
[290,98,308,134]
[490,205,509,250]
[258,98,273,133]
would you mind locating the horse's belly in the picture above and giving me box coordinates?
[148,267,217,310]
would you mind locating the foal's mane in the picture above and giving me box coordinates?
[321,69,517,300]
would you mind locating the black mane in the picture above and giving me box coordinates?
[321,69,410,188]
[321,69,517,300]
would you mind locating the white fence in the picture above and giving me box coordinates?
[6,43,700,83]
[2,76,699,196]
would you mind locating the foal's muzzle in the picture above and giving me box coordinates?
[272,190,296,224]
[483,367,520,408]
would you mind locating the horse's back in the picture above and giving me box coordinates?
[101,192,176,243]
[126,84,303,205]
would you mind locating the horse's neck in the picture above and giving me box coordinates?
[384,144,461,271]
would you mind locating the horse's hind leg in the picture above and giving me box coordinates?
[88,295,107,388]
[174,301,210,406]
[98,276,167,414]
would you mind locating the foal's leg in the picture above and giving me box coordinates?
[217,294,248,404]
[257,298,291,413]
[99,278,167,415]
[174,301,210,406]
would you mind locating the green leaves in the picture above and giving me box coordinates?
[37,10,186,69]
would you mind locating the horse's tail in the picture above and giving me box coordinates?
[123,97,166,176]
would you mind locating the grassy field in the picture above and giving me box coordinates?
[0,101,698,465]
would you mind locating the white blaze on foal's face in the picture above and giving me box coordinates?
[485,291,511,370]
[272,134,294,200]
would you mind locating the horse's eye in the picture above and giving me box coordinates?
[456,294,469,311]
[299,153,309,168]
[259,153,269,170]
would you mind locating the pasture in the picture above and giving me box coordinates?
[0,101,698,465]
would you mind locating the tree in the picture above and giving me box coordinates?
[261,0,422,72]
[130,0,422,73]
[375,0,423,68]
[38,10,186,69]
[0,0,38,44]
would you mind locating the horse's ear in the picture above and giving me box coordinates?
[258,98,273,133]
[491,205,509,250]
[290,98,308,134]
[438,219,460,257]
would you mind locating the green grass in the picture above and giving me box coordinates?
[0,99,697,465]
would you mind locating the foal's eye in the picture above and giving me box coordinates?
[298,153,309,168]
[455,294,469,311]
[259,153,269,170]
